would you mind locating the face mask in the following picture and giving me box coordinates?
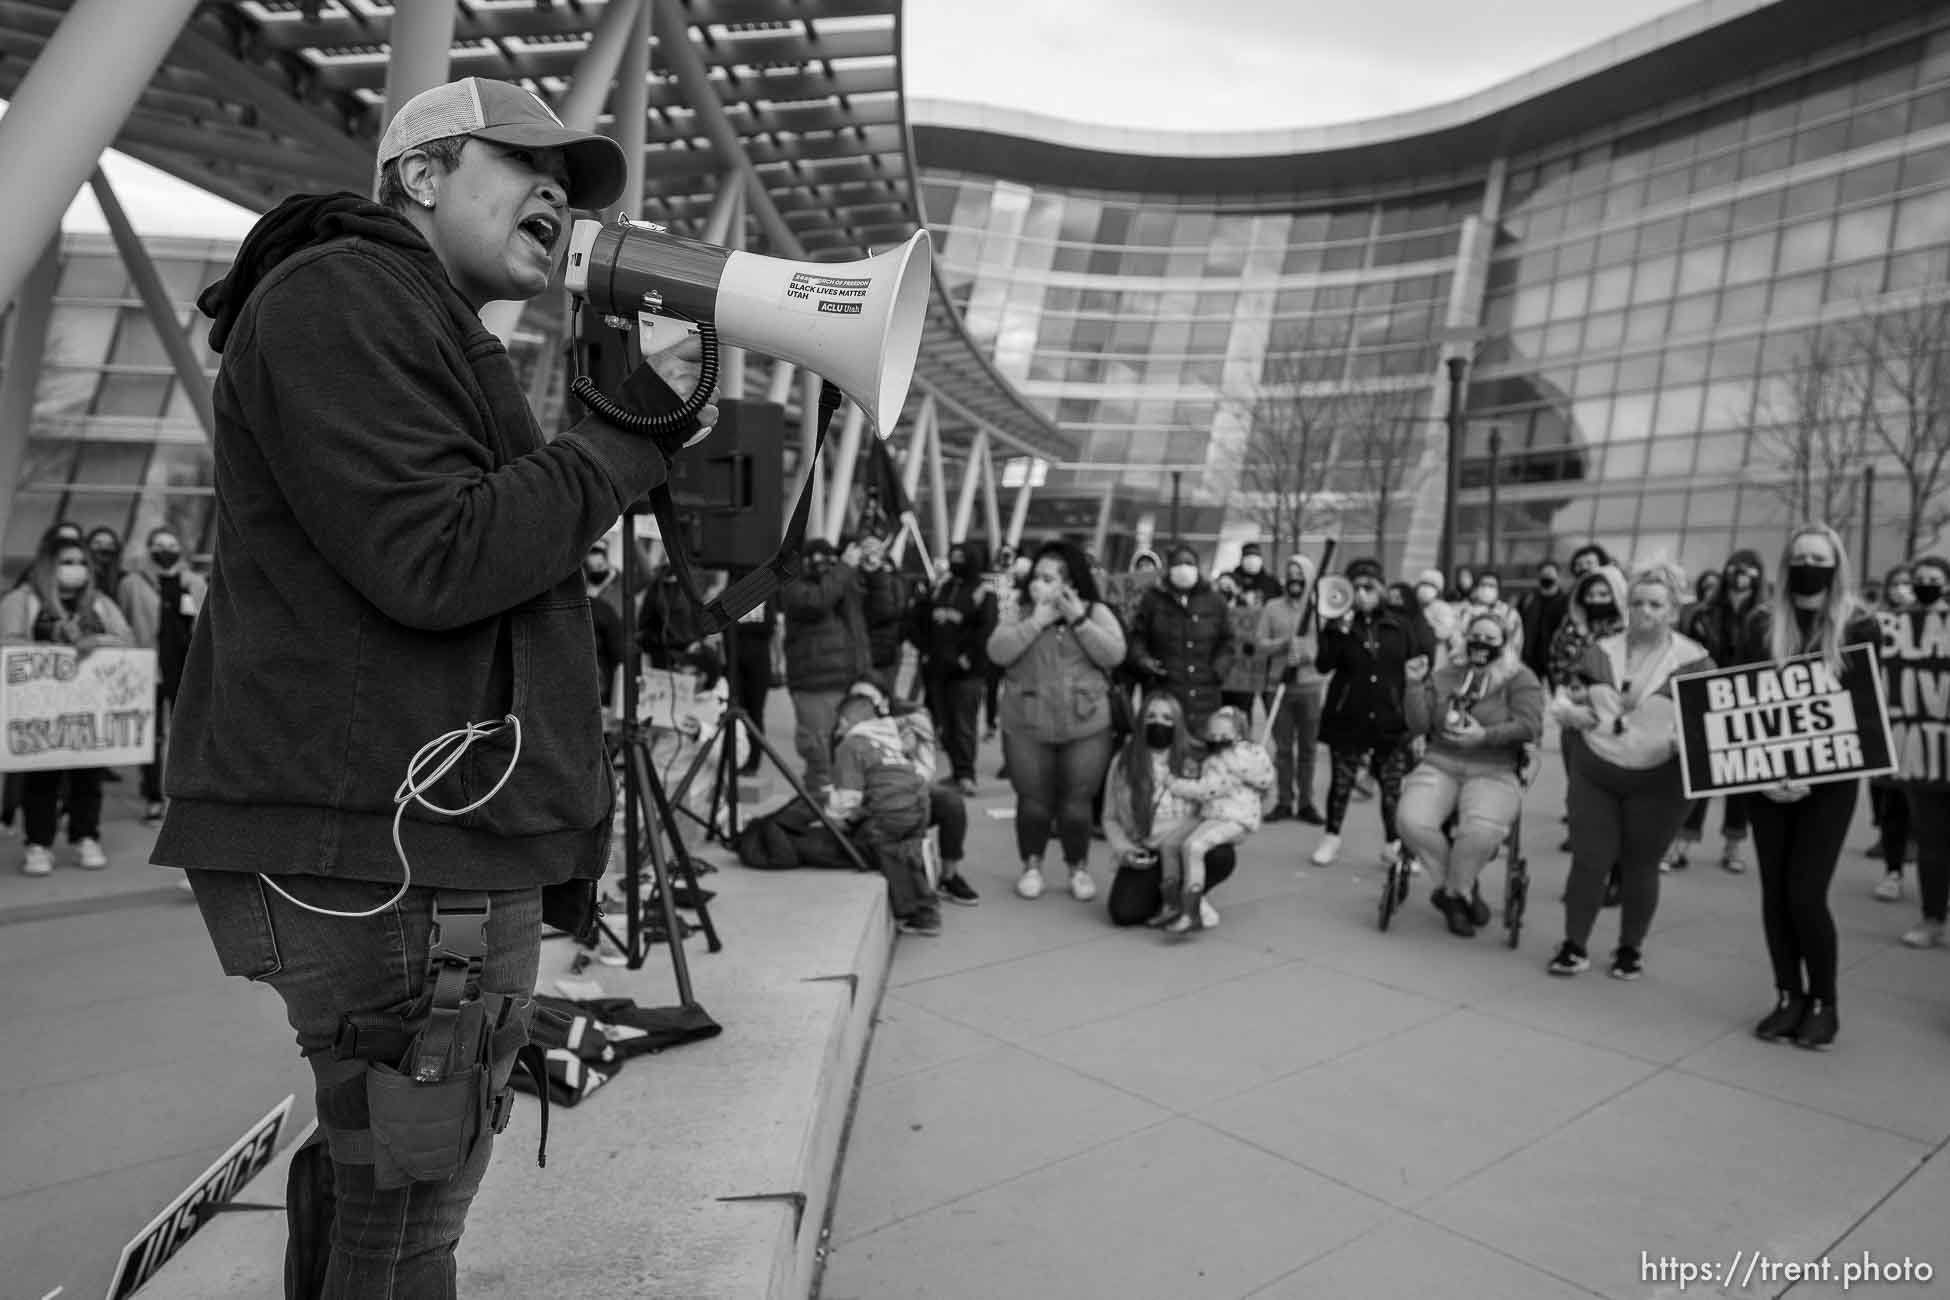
[55,563,89,589]
[1241,557,1262,574]
[151,548,181,570]
[1538,574,1558,591]
[1012,558,1032,578]
[1205,735,1234,750]
[950,560,972,578]
[1217,586,1237,602]
[1415,585,1438,607]
[1466,639,1501,664]
[1583,598,1615,619]
[1472,585,1498,606]
[584,564,608,584]
[1786,564,1835,598]
[1729,569,1755,590]
[1915,581,1945,607]
[1168,564,1198,590]
[1142,722,1175,750]
[1285,581,1306,599]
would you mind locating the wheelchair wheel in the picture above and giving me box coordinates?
[1378,858,1402,931]
[1505,861,1528,949]
[1395,853,1413,903]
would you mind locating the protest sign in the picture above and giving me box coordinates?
[0,645,156,773]
[1879,607,1950,784]
[1674,644,1894,798]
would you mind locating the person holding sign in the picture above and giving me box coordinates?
[1547,562,1712,980]
[1885,554,1950,952]
[1740,525,1881,1050]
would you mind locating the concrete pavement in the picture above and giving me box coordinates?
[821,736,1950,1300]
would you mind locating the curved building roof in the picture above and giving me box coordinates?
[908,0,1926,193]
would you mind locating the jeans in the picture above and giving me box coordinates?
[23,767,103,847]
[1562,733,1690,952]
[141,687,176,803]
[926,674,985,782]
[857,799,937,925]
[1266,683,1323,811]
[1910,788,1950,923]
[1003,728,1115,866]
[185,870,542,1300]
[928,785,967,861]
[1748,779,1854,1002]
[791,688,844,794]
[1677,792,1750,844]
[1397,751,1522,897]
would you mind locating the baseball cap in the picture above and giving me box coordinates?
[376,77,627,210]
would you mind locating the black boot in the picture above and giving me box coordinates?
[1468,886,1491,927]
[1794,998,1838,1050]
[1443,890,1476,938]
[1753,990,1807,1042]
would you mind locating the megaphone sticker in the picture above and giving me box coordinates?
[784,270,870,316]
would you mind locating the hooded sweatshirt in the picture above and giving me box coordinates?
[152,194,679,890]
[1548,565,1629,689]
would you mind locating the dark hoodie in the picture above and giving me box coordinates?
[909,539,995,679]
[1548,565,1628,687]
[153,194,680,890]
[1683,548,1768,665]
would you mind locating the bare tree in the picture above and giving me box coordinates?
[1347,387,1425,566]
[1850,296,1950,558]
[1227,328,1352,561]
[1751,325,1870,535]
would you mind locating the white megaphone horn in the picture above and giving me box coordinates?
[1315,575,1354,621]
[563,216,931,437]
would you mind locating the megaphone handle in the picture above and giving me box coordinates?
[571,320,720,440]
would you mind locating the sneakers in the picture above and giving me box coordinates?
[1719,844,1747,874]
[1068,867,1097,902]
[1793,998,1837,1050]
[1659,844,1688,873]
[1754,990,1808,1042]
[1900,919,1945,949]
[898,914,943,937]
[955,777,978,798]
[1547,941,1590,976]
[1384,841,1421,874]
[1265,806,1294,823]
[74,838,109,870]
[1295,805,1325,826]
[142,801,166,826]
[1609,946,1644,980]
[1164,884,1205,935]
[939,873,980,906]
[1310,833,1342,866]
[1199,898,1220,929]
[1873,873,1903,903]
[1015,864,1045,900]
[20,844,53,877]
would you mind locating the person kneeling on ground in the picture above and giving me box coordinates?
[1104,692,1236,928]
[846,679,978,905]
[827,692,944,935]
[1152,705,1273,935]
[1397,612,1544,938]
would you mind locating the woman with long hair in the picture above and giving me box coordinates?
[0,529,134,875]
[988,540,1127,902]
[1869,564,1915,902]
[1548,561,1711,980]
[1102,691,1237,928]
[1743,524,1880,1050]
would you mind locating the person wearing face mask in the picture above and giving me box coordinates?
[0,531,135,875]
[1312,558,1433,867]
[1547,562,1712,980]
[1229,542,1282,603]
[1666,548,1769,873]
[1547,562,1629,856]
[1567,542,1612,584]
[781,537,872,798]
[1868,565,1917,902]
[1447,567,1523,669]
[1398,613,1545,937]
[1256,555,1327,824]
[1739,525,1880,1050]
[1518,560,1570,685]
[579,542,626,716]
[1412,568,1458,664]
[1103,691,1238,927]
[849,533,910,695]
[1128,544,1235,732]
[116,526,209,824]
[1886,554,1950,953]
[908,540,997,794]
[84,526,127,601]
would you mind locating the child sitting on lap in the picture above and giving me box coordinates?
[1151,706,1274,935]
[827,692,943,936]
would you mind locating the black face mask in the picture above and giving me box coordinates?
[1915,581,1945,607]
[1142,722,1175,750]
[1205,736,1234,750]
[584,565,608,584]
[1786,564,1835,598]
[1466,640,1501,663]
[1538,575,1558,592]
[150,549,180,569]
[1285,581,1306,599]
[1583,599,1615,620]
[950,561,972,578]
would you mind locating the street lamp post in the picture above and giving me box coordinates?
[1170,470,1183,549]
[1440,355,1467,581]
[1486,424,1503,571]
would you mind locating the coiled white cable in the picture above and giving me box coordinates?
[259,715,524,919]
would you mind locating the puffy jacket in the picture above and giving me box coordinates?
[858,565,910,669]
[987,599,1127,743]
[1317,605,1428,747]
[1129,582,1235,727]
[1404,653,1544,768]
[1221,602,1271,694]
[1517,587,1569,681]
[1682,591,1767,666]
[781,563,870,692]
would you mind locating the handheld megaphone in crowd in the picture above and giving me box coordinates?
[1316,575,1355,621]
[563,216,932,439]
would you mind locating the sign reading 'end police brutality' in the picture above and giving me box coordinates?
[0,645,156,772]
[1674,645,1895,798]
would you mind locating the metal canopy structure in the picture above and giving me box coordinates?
[0,0,1069,464]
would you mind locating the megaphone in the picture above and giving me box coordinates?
[564,216,931,437]
[1316,575,1354,621]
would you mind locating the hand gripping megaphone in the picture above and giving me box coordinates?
[563,216,932,439]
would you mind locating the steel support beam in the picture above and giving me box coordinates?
[951,428,986,544]
[927,401,951,562]
[822,403,865,544]
[979,432,1003,547]
[0,236,60,557]
[765,360,797,405]
[888,394,933,567]
[0,0,203,313]
[380,0,458,134]
[1006,474,1036,550]
[609,0,651,222]
[1090,478,1116,562]
[89,170,215,443]
[701,173,746,401]
[796,369,824,540]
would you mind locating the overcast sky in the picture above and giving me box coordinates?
[25,0,1692,238]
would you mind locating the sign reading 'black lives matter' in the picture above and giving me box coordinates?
[1880,608,1950,785]
[1674,644,1895,798]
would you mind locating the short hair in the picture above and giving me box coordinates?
[375,134,470,212]
[1629,560,1689,606]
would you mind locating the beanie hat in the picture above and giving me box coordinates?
[1726,548,1763,572]
[1345,557,1384,583]
[1241,542,1263,557]
[1416,568,1445,592]
[1167,544,1200,567]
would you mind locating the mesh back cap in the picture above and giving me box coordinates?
[376,77,627,210]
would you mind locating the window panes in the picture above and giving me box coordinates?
[1776,219,1833,274]
[1677,244,1727,290]
[1825,258,1885,302]
[1653,385,1704,437]
[1671,294,1718,336]
[58,255,126,300]
[1633,255,1679,301]
[1550,276,1591,318]
[1663,344,1710,385]
[1583,311,1626,351]
[1892,188,1950,249]
[1770,272,1824,318]
[1611,393,1656,440]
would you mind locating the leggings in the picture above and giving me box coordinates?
[1562,734,1691,952]
[1910,788,1950,924]
[1003,728,1116,867]
[1325,741,1408,841]
[1874,785,1911,878]
[1747,780,1854,1003]
[1157,817,1247,893]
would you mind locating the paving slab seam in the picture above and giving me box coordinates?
[1662,1063,1950,1146]
[885,925,1142,992]
[1782,1133,1949,1299]
[0,887,187,927]
[1467,997,1753,1072]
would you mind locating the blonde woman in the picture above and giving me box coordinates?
[1745,524,1880,1050]
[1548,561,1711,979]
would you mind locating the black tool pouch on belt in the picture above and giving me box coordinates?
[365,892,496,1191]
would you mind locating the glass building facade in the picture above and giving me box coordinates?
[912,4,1950,580]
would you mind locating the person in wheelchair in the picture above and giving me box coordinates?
[1396,613,1546,937]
